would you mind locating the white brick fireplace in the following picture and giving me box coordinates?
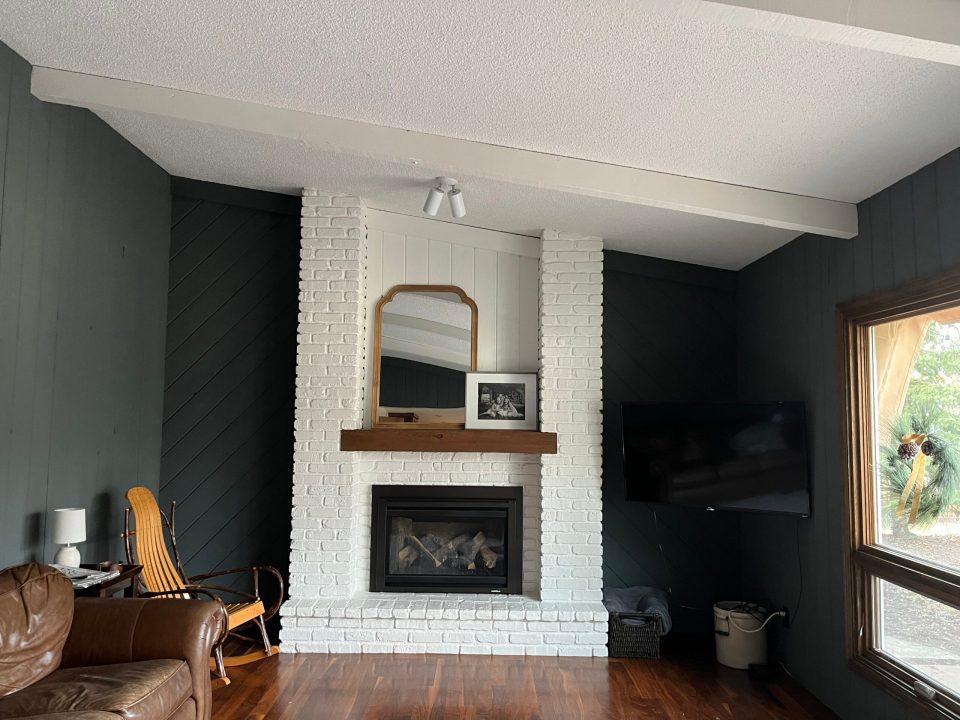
[280,190,607,656]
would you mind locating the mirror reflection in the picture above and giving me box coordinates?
[375,287,476,427]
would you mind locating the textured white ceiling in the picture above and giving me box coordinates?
[3,1,959,268]
[3,0,959,202]
[91,107,798,270]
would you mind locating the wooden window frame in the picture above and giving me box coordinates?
[840,267,960,719]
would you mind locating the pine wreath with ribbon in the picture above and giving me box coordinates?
[880,407,960,528]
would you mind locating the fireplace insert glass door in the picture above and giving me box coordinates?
[370,486,522,593]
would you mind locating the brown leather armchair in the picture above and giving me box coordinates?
[0,564,223,720]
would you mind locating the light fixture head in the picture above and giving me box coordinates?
[423,186,444,216]
[448,187,466,218]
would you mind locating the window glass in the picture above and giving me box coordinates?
[879,579,960,695]
[871,314,960,574]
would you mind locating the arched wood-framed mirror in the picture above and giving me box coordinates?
[371,284,479,429]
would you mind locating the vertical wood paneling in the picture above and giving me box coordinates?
[913,164,942,278]
[0,41,169,568]
[404,235,429,284]
[2,54,42,566]
[937,150,960,267]
[870,189,894,290]
[739,147,960,720]
[428,239,451,283]
[496,253,520,372]
[381,231,405,291]
[366,229,383,303]
[0,42,12,231]
[451,244,475,296]
[473,248,499,372]
[853,197,875,297]
[890,177,917,286]
[0,52,31,516]
[159,179,298,618]
[518,256,539,371]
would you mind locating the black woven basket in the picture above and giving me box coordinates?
[607,611,662,659]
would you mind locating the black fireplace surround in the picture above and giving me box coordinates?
[370,485,523,594]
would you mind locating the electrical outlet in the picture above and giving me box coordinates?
[781,605,790,628]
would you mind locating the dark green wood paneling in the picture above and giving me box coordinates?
[159,178,298,619]
[0,41,170,569]
[602,251,741,633]
[738,146,960,720]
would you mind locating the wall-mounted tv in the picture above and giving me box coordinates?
[621,401,810,516]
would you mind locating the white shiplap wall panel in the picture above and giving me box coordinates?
[366,229,383,301]
[518,255,539,371]
[364,212,538,425]
[428,239,451,283]
[404,235,429,284]
[473,248,499,373]
[496,252,520,372]
[381,232,405,291]
[451,244,475,297]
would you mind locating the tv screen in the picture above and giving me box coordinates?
[621,401,810,516]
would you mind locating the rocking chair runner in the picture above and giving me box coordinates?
[123,486,283,687]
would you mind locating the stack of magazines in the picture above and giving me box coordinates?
[50,564,120,589]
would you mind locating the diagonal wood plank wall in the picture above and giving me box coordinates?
[159,178,299,612]
[602,250,742,633]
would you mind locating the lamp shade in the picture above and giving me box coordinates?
[52,508,86,544]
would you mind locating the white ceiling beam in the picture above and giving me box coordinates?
[691,0,960,66]
[31,66,857,239]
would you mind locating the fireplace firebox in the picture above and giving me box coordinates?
[370,485,522,594]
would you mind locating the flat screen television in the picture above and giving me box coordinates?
[621,401,810,516]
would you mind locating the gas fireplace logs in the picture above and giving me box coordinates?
[393,525,503,574]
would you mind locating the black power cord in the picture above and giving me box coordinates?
[792,516,804,625]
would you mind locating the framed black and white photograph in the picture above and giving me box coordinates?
[465,373,537,430]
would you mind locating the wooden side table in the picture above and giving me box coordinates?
[74,564,143,598]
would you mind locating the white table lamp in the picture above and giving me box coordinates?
[52,508,86,567]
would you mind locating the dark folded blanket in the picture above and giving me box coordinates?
[602,586,672,636]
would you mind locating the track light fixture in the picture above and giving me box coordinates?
[422,177,466,218]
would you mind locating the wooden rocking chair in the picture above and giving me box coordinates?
[123,486,283,688]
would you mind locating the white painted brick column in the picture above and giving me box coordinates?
[283,190,367,620]
[539,230,604,603]
[280,216,607,656]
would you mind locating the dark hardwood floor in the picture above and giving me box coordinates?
[212,641,836,719]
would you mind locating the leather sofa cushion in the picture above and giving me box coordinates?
[0,564,74,697]
[0,660,192,720]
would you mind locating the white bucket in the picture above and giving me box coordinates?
[714,601,768,669]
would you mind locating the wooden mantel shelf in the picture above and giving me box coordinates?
[340,428,558,454]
